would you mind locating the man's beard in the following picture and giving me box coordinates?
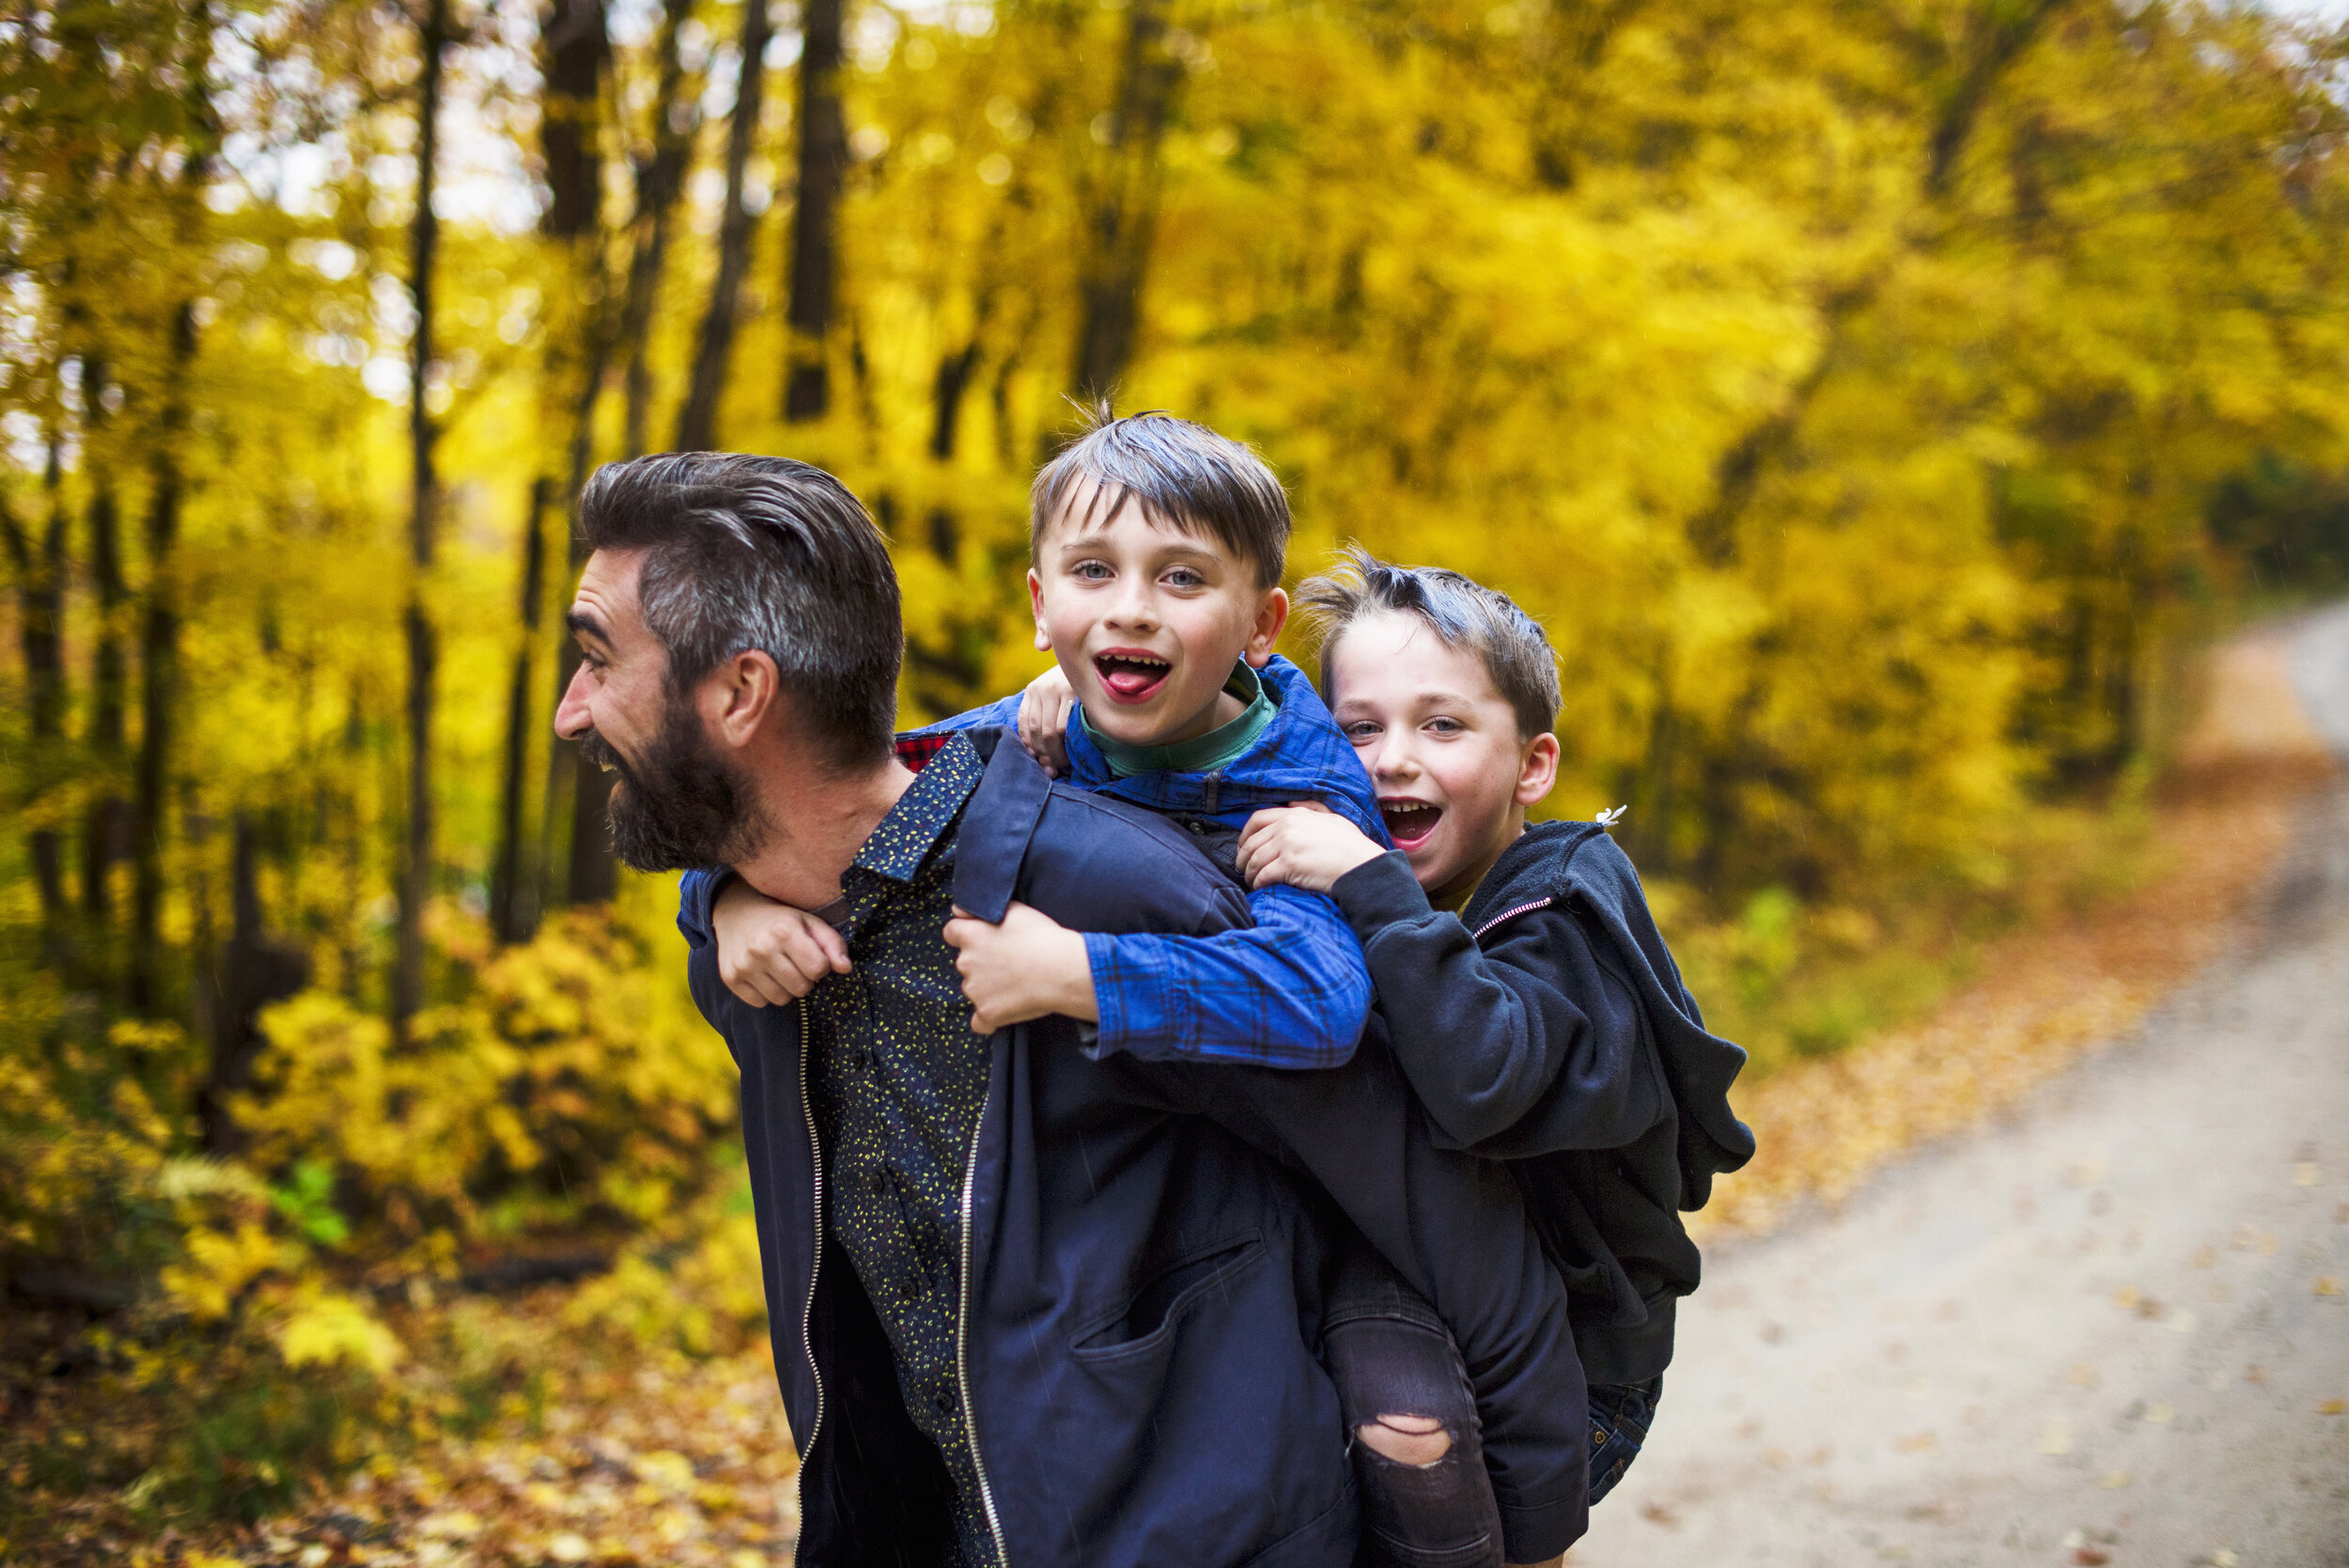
[578,700,772,874]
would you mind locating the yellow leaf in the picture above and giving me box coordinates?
[275,1289,402,1374]
[161,1223,284,1323]
[2319,1399,2345,1415]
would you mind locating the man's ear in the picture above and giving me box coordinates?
[707,648,783,749]
[1028,568,1051,652]
[1515,732,1561,807]
[1242,586,1290,669]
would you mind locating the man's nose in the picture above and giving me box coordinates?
[553,662,594,740]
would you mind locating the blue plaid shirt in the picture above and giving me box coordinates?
[910,656,1384,1070]
[678,657,1384,1069]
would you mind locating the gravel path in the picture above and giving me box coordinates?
[1568,608,2349,1568]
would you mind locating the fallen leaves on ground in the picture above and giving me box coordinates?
[1698,633,2338,1240]
[8,1293,801,1568]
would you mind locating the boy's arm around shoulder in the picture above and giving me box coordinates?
[1331,848,1664,1155]
[677,693,1031,944]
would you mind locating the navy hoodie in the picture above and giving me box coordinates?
[1329,819,1756,1386]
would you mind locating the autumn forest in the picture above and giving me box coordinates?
[5,0,2349,1550]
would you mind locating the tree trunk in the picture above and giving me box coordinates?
[393,0,449,1041]
[539,0,608,240]
[84,356,128,930]
[200,814,310,1153]
[1071,0,1181,400]
[676,0,773,451]
[550,314,621,907]
[492,0,608,941]
[2,486,67,928]
[490,478,551,943]
[131,303,195,1012]
[929,341,981,460]
[620,0,698,456]
[782,0,844,422]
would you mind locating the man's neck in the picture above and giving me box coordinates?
[732,756,919,909]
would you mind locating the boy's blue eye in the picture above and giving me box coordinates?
[1425,718,1463,735]
[1164,568,1204,588]
[1072,561,1112,581]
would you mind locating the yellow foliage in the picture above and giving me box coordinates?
[235,883,731,1248]
[162,1223,288,1324]
[274,1287,405,1376]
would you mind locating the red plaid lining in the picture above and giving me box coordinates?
[894,731,956,773]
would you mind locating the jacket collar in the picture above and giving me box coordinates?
[1060,655,1389,842]
[947,727,1051,924]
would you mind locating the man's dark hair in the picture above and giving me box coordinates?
[1030,407,1290,589]
[1297,546,1562,740]
[578,452,901,769]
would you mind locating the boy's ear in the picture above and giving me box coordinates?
[1515,732,1561,808]
[1242,586,1290,669]
[1028,568,1051,652]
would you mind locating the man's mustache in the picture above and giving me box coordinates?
[575,727,634,784]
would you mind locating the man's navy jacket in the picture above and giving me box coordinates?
[683,729,1587,1567]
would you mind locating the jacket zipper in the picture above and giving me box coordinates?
[795,1006,827,1496]
[1471,894,1556,942]
[957,1090,1011,1566]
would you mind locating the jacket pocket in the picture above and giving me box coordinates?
[1071,1233,1268,1362]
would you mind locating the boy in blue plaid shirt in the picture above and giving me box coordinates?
[691,411,1385,1068]
[687,411,1560,1568]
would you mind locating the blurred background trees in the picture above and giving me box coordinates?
[3,0,2346,1527]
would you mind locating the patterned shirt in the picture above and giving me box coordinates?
[802,734,999,1567]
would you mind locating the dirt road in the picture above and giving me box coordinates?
[1569,609,2349,1568]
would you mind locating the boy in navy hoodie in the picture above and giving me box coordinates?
[688,419,1574,1565]
[1234,548,1756,1506]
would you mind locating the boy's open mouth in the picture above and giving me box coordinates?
[1380,800,1443,848]
[1094,649,1173,704]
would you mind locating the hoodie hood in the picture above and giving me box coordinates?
[1465,820,1756,1210]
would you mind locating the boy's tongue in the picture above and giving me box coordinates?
[1097,654,1170,702]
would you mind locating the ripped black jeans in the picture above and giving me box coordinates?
[1323,1253,1505,1568]
[1324,1254,1664,1568]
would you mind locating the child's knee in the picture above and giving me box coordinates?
[1357,1412,1453,1467]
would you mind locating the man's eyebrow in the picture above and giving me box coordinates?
[565,610,611,645]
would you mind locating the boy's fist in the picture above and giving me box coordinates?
[942,900,1097,1032]
[1017,665,1077,778]
[1237,801,1385,893]
[712,877,852,1007]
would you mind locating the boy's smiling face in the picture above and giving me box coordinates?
[1029,476,1288,749]
[1328,610,1560,907]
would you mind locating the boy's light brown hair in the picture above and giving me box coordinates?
[1297,546,1562,740]
[1031,408,1290,590]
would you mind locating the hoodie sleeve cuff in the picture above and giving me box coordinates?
[1330,850,1434,940]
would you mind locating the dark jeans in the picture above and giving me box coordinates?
[1324,1254,1671,1566]
[1323,1250,1506,1568]
[1585,1374,1664,1506]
